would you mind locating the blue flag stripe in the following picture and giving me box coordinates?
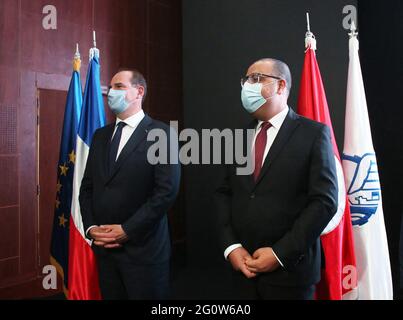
[78,55,106,145]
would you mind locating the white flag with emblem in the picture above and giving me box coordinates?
[342,23,393,300]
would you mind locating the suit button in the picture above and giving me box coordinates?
[250,193,255,199]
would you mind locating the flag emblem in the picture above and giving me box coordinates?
[342,153,380,226]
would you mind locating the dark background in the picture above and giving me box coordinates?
[182,0,354,262]
[182,0,402,298]
[358,0,403,298]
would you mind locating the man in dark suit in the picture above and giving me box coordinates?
[79,69,180,300]
[215,58,338,300]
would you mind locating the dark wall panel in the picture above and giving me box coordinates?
[0,0,182,298]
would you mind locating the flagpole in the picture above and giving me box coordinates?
[349,20,358,38]
[93,30,97,48]
[73,44,81,72]
[89,30,100,60]
[305,12,316,51]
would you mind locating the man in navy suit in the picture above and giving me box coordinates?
[79,69,180,300]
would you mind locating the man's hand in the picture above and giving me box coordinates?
[100,224,129,248]
[245,247,280,273]
[89,226,116,247]
[90,225,128,249]
[228,247,257,279]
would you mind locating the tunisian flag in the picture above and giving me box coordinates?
[68,47,105,300]
[297,31,357,300]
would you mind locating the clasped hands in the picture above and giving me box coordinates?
[89,225,129,248]
[228,247,280,279]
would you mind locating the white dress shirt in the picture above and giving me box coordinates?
[85,110,146,236]
[223,106,290,267]
[113,110,145,160]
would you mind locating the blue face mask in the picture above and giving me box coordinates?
[241,81,278,113]
[108,89,130,115]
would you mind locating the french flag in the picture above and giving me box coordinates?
[68,47,105,300]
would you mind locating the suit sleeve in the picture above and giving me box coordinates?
[272,125,338,270]
[214,164,239,253]
[122,127,181,242]
[79,131,99,236]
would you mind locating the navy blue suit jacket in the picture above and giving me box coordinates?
[79,114,181,264]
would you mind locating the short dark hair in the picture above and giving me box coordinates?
[256,58,292,96]
[118,68,147,103]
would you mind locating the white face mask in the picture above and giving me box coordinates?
[108,89,130,115]
[241,81,278,113]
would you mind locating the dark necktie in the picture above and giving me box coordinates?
[109,122,127,171]
[253,121,272,181]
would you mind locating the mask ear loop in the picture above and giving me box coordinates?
[261,80,279,100]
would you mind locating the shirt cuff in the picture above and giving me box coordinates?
[85,225,98,238]
[271,248,284,267]
[224,244,243,260]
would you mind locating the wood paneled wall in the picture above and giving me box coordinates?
[0,0,183,299]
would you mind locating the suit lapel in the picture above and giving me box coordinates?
[101,124,115,181]
[242,119,258,191]
[253,108,300,188]
[105,115,152,185]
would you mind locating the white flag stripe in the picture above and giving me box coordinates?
[342,35,393,300]
[70,135,91,244]
[321,158,346,235]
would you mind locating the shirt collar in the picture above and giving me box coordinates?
[257,106,289,130]
[116,109,145,128]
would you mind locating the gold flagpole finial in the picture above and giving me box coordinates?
[73,43,81,72]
